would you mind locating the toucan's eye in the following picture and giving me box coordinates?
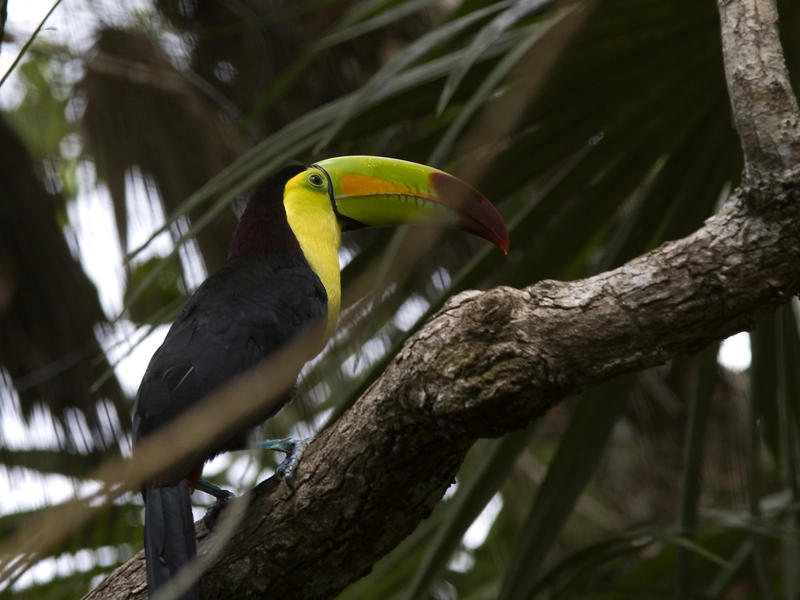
[307,172,325,188]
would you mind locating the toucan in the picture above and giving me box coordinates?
[132,155,509,599]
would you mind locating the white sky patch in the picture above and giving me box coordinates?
[393,294,430,332]
[341,337,388,378]
[158,28,192,71]
[66,162,125,315]
[226,454,261,486]
[65,163,186,319]
[718,331,751,373]
[310,407,334,433]
[442,479,458,500]
[123,168,209,298]
[203,453,232,478]
[125,168,175,259]
[5,0,152,51]
[1,0,156,108]
[288,419,316,441]
[462,492,503,550]
[447,549,474,574]
[447,492,504,574]
[338,244,357,270]
[174,216,209,291]
[431,266,452,293]
[11,545,122,591]
[304,381,331,410]
[0,390,62,450]
[2,467,100,513]
[63,407,94,452]
[97,319,169,396]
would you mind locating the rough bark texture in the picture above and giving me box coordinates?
[718,0,800,182]
[85,1,800,598]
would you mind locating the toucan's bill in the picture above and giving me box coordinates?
[313,155,509,254]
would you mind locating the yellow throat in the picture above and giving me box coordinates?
[283,176,342,339]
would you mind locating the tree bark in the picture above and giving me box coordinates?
[718,0,800,183]
[84,1,800,598]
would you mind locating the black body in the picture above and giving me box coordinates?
[133,255,326,471]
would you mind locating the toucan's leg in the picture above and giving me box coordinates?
[195,479,234,530]
[195,479,234,501]
[256,437,310,484]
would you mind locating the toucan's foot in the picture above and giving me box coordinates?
[256,437,310,488]
[196,479,234,501]
[196,479,234,530]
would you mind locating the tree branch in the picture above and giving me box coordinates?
[85,1,800,598]
[718,0,800,184]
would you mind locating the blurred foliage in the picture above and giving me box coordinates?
[2,0,800,598]
[5,52,80,200]
[123,254,184,326]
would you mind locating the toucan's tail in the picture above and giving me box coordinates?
[144,481,198,600]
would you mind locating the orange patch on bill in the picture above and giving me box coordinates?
[340,173,425,198]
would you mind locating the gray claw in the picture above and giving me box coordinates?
[256,437,311,488]
[276,438,309,484]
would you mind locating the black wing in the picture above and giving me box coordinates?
[132,256,326,459]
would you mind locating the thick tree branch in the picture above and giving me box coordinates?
[85,1,800,598]
[718,0,800,183]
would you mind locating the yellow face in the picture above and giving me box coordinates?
[283,168,343,338]
[284,167,329,199]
